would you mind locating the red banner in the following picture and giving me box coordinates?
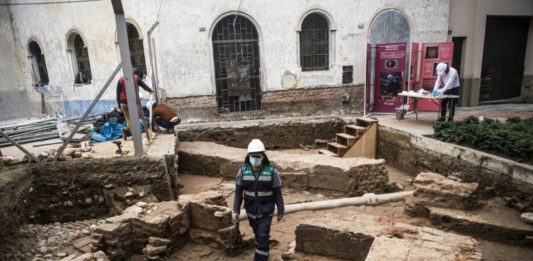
[417,42,454,111]
[373,43,407,113]
[365,43,371,115]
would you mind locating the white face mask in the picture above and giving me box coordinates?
[249,156,262,167]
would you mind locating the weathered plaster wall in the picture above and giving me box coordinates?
[7,0,157,118]
[0,5,32,121]
[449,0,533,106]
[6,0,448,118]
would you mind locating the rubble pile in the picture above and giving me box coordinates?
[0,219,100,260]
[86,191,243,260]
[60,251,109,261]
[91,201,189,260]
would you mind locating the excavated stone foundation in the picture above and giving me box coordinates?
[0,156,178,245]
[178,141,389,196]
[0,117,531,260]
[290,215,483,260]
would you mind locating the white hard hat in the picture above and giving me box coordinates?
[248,139,265,153]
[436,63,447,76]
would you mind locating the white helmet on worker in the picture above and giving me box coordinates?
[248,139,265,153]
[436,63,448,76]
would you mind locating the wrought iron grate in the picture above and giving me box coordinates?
[300,14,329,71]
[29,41,49,84]
[74,35,92,83]
[213,15,261,113]
[127,23,147,75]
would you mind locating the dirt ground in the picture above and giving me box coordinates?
[2,168,532,260]
[173,172,533,261]
[0,132,173,161]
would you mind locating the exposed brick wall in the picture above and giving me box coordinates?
[262,85,364,117]
[167,95,217,109]
[166,85,364,122]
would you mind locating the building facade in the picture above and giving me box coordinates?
[449,0,533,106]
[0,0,531,122]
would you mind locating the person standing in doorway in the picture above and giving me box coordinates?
[433,63,460,121]
[116,69,153,139]
[232,139,285,261]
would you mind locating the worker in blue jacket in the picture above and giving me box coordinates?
[233,139,285,261]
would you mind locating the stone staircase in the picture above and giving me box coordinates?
[319,117,378,158]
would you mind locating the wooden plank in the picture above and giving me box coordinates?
[336,133,357,147]
[345,125,367,136]
[343,123,377,158]
[318,149,338,157]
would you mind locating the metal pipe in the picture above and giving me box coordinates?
[0,129,39,163]
[238,191,414,220]
[112,0,143,154]
[147,21,160,104]
[54,63,123,161]
[0,134,59,148]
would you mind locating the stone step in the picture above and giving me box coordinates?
[336,133,358,147]
[327,142,348,156]
[318,149,338,157]
[344,125,367,137]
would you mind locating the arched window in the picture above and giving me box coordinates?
[369,10,410,44]
[28,41,49,85]
[300,13,329,71]
[212,15,261,113]
[127,23,146,76]
[67,33,92,84]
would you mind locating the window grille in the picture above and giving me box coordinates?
[300,14,329,71]
[127,23,147,75]
[29,41,49,85]
[342,66,353,83]
[74,35,92,84]
[212,15,261,113]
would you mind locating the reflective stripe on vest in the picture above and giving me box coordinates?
[244,190,273,197]
[243,175,272,181]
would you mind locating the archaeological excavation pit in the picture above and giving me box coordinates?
[1,116,532,261]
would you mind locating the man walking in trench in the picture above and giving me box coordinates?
[232,139,285,261]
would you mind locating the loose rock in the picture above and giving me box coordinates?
[520,212,533,225]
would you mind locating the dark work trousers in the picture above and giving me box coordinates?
[154,117,179,130]
[440,87,459,121]
[248,215,273,261]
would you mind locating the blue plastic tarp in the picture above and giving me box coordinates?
[90,121,145,143]
[91,121,126,143]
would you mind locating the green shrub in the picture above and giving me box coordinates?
[433,116,533,163]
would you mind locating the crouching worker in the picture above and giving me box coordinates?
[232,139,285,261]
[151,103,181,132]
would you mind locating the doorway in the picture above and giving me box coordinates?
[480,16,530,102]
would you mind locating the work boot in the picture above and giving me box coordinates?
[122,129,128,141]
